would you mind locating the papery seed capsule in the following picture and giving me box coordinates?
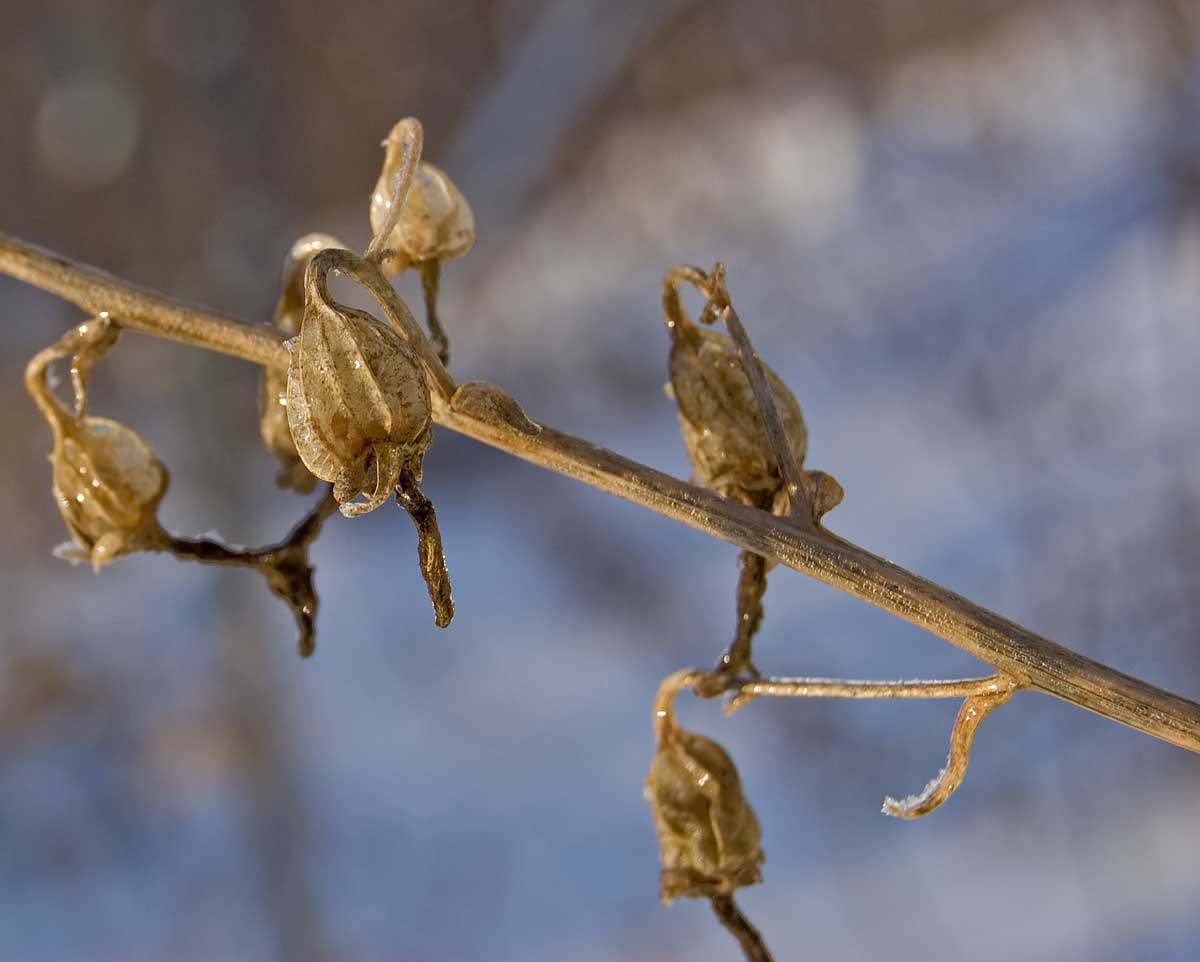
[51,417,168,572]
[285,268,432,518]
[369,142,475,274]
[260,234,347,493]
[669,322,808,509]
[645,726,765,903]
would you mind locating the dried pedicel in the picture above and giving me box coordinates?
[368,117,475,364]
[286,259,433,519]
[260,233,347,493]
[646,672,765,903]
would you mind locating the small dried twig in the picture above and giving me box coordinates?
[164,489,339,657]
[721,673,1014,714]
[366,118,423,266]
[418,259,449,366]
[882,684,1016,819]
[710,894,775,962]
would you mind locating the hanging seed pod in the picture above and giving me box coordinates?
[285,260,433,519]
[646,672,765,904]
[50,417,168,572]
[368,136,475,276]
[260,233,347,493]
[664,269,808,512]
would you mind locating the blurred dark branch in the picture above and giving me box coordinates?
[5,231,1200,754]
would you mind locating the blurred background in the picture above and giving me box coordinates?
[3,0,1200,959]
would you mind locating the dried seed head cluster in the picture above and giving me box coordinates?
[261,233,347,493]
[646,673,765,903]
[285,261,433,519]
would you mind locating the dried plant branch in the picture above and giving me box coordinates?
[881,683,1016,819]
[5,232,1200,755]
[710,894,775,962]
[164,489,339,657]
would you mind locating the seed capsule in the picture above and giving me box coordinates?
[260,233,347,493]
[51,417,168,572]
[646,725,765,903]
[285,265,433,518]
[369,138,475,275]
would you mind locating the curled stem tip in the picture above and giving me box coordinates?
[882,681,1017,819]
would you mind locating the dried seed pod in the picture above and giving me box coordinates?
[369,143,475,275]
[260,234,347,493]
[51,417,168,572]
[664,272,808,510]
[285,263,433,518]
[646,725,765,903]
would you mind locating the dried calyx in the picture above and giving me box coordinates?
[26,317,169,572]
[285,252,454,626]
[261,233,348,493]
[368,117,475,364]
[646,671,765,903]
[286,256,434,519]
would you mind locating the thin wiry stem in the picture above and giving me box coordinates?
[4,232,1200,754]
[723,673,1013,714]
[710,894,775,962]
[882,684,1016,819]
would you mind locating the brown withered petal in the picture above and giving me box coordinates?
[51,416,168,572]
[260,234,347,494]
[669,325,807,506]
[646,726,765,903]
[286,276,432,519]
[369,156,475,274]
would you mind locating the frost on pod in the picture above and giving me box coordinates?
[51,417,168,572]
[368,133,475,275]
[285,263,433,519]
[260,233,347,493]
[645,723,765,903]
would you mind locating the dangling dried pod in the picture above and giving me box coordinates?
[285,258,433,519]
[50,417,168,572]
[260,233,347,492]
[646,673,765,903]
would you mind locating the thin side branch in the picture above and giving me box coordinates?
[710,894,774,962]
[5,232,1200,754]
[723,674,1013,714]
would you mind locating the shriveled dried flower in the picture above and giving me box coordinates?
[260,233,348,493]
[285,257,433,519]
[646,671,765,903]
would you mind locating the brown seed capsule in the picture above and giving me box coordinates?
[669,320,808,509]
[260,234,347,493]
[285,264,433,518]
[646,725,765,903]
[50,416,168,572]
[369,136,475,275]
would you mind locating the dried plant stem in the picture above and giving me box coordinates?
[366,118,423,265]
[710,894,775,962]
[418,259,449,365]
[723,673,1013,714]
[5,232,1200,754]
